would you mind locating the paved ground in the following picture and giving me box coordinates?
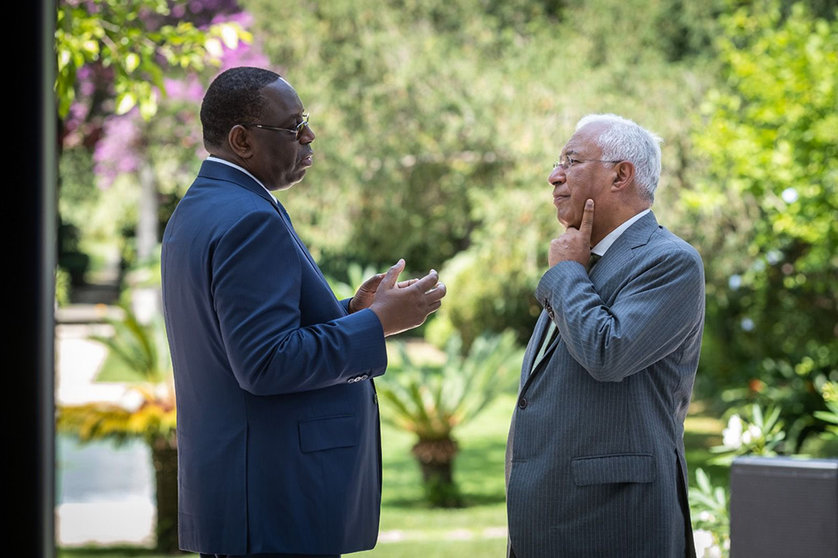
[55,282,157,548]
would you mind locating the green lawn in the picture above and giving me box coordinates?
[59,389,725,558]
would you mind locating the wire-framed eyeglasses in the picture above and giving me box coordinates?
[553,155,621,170]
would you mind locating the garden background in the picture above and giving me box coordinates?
[53,0,838,557]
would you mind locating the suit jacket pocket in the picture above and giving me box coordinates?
[298,414,358,453]
[571,453,655,486]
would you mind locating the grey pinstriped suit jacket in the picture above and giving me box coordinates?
[506,212,704,558]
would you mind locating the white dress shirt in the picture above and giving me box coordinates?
[206,156,277,204]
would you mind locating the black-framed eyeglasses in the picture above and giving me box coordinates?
[553,155,621,170]
[246,113,310,140]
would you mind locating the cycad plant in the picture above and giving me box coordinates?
[378,330,523,507]
[56,299,178,553]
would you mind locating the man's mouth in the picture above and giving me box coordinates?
[300,151,314,168]
[553,194,570,207]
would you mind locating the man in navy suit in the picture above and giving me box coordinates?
[505,114,705,557]
[161,66,447,558]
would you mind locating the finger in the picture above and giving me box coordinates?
[425,282,447,301]
[579,199,594,239]
[412,269,440,292]
[379,259,405,289]
[397,278,419,288]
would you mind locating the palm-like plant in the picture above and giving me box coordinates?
[56,299,178,553]
[377,330,523,507]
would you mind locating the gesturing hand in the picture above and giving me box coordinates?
[369,259,447,337]
[348,273,385,313]
[348,272,423,313]
[549,199,595,268]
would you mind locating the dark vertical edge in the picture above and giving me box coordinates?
[10,0,57,555]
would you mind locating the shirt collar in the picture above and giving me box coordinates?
[206,156,277,204]
[591,209,651,257]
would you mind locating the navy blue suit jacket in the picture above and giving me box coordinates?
[161,160,387,555]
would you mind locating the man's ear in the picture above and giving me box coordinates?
[227,125,253,159]
[611,160,635,191]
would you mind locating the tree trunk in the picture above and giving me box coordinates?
[412,438,463,508]
[131,165,162,323]
[151,437,179,553]
[137,164,159,265]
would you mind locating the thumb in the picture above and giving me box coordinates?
[379,259,405,289]
[359,273,385,291]
[579,199,595,239]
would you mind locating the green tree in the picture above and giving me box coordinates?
[689,0,838,448]
[244,0,523,276]
[55,0,250,291]
[241,0,719,349]
[55,0,247,121]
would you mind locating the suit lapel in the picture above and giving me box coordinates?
[521,212,661,387]
[586,211,660,286]
[274,202,334,290]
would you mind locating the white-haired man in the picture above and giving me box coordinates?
[505,114,705,557]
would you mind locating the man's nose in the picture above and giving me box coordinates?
[299,124,315,144]
[548,166,565,186]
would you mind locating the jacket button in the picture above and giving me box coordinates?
[518,397,528,409]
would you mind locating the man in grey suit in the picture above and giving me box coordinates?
[505,114,704,557]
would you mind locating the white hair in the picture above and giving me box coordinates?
[576,113,663,202]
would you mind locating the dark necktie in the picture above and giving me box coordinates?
[588,252,601,269]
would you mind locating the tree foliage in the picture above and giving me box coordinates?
[55,0,249,120]
[58,0,838,455]
[55,0,254,284]
[689,0,838,446]
[242,0,717,347]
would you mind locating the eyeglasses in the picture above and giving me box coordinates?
[553,155,622,170]
[246,113,310,140]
